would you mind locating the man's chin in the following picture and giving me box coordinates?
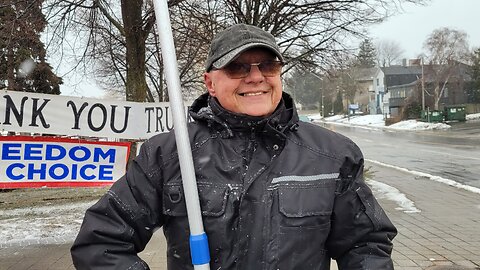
[241,107,273,117]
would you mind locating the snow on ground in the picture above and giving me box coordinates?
[368,180,421,214]
[315,113,452,131]
[0,201,96,246]
[466,112,480,121]
[1,112,479,247]
[388,120,450,130]
[313,112,480,131]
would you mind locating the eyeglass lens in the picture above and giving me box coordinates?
[223,61,283,79]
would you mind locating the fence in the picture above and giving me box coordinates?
[466,103,480,114]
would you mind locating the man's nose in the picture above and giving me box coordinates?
[245,65,264,81]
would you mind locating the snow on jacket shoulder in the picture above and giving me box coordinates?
[71,92,397,270]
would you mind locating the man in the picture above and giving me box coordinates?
[71,24,397,270]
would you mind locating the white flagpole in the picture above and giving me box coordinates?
[151,1,210,269]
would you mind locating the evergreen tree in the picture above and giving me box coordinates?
[470,48,480,103]
[356,39,377,68]
[284,68,323,110]
[0,0,62,93]
[333,90,344,114]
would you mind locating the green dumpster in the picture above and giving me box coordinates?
[443,105,466,122]
[421,110,444,123]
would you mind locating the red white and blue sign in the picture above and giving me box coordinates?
[0,136,130,189]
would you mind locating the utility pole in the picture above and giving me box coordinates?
[309,71,325,117]
[321,91,325,118]
[421,57,425,110]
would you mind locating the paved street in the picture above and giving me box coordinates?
[324,122,480,189]
[1,161,479,270]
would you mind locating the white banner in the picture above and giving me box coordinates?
[0,136,130,188]
[0,90,191,140]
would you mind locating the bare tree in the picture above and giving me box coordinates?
[423,27,470,110]
[171,0,430,105]
[195,0,428,70]
[43,0,429,102]
[43,0,185,102]
[376,39,405,67]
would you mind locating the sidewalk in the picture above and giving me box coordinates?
[366,162,480,270]
[1,162,479,270]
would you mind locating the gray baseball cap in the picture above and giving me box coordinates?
[205,24,284,71]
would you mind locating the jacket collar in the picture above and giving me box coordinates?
[189,92,299,137]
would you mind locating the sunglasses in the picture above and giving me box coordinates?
[216,60,284,79]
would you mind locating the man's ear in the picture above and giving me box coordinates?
[204,72,216,97]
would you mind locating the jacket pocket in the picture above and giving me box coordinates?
[162,182,229,269]
[197,183,228,217]
[276,185,335,270]
[163,183,228,217]
[162,182,230,268]
[278,185,334,227]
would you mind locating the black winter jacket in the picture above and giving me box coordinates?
[71,92,397,270]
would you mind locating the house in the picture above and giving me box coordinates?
[352,67,377,114]
[351,62,422,116]
[382,65,423,90]
[422,62,471,107]
[385,61,472,118]
[325,59,472,117]
[382,64,422,117]
[345,65,416,115]
[388,81,419,118]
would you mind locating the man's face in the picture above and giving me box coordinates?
[204,48,283,117]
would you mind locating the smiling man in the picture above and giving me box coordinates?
[71,24,397,270]
[204,26,285,117]
[204,47,283,117]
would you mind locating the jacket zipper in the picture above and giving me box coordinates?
[236,129,256,269]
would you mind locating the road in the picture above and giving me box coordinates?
[321,120,480,189]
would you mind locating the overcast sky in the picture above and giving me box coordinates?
[56,0,479,98]
[369,0,479,59]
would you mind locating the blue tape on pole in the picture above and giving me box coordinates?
[189,233,210,265]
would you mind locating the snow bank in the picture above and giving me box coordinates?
[368,180,421,213]
[466,113,480,121]
[317,113,453,131]
[387,120,450,130]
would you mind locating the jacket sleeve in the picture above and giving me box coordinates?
[71,141,165,270]
[326,146,397,269]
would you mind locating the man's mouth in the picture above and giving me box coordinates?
[240,91,266,97]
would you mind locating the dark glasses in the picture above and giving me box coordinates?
[216,61,284,79]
